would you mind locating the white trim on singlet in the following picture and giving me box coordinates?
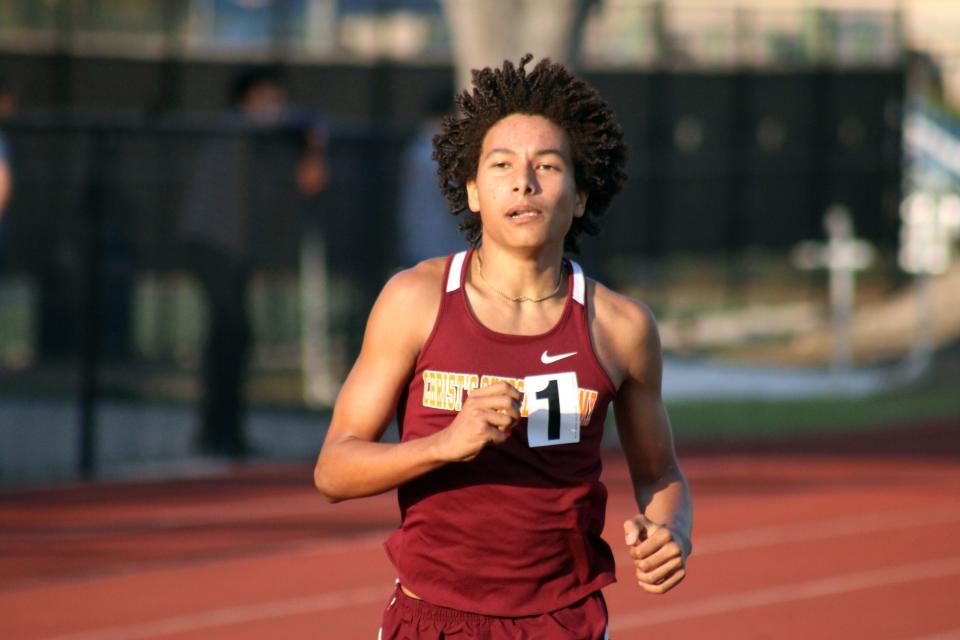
[446,250,468,292]
[449,250,585,305]
[570,260,586,306]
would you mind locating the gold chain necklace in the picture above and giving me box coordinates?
[475,250,565,303]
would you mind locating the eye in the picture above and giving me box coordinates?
[492,161,510,169]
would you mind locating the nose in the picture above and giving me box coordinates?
[512,164,537,195]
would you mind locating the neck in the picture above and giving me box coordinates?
[474,244,565,303]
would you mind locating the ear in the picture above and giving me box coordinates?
[466,179,481,213]
[573,191,587,219]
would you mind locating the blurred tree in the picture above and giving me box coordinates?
[441,0,596,90]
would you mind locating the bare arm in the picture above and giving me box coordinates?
[598,291,692,593]
[313,263,521,502]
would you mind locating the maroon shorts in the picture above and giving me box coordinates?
[379,584,608,639]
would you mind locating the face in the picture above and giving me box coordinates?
[242,81,286,124]
[466,113,586,251]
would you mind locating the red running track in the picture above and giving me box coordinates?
[2,451,959,640]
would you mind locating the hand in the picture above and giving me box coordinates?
[296,154,327,195]
[624,514,689,594]
[433,382,521,462]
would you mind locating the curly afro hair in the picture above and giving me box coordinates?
[433,54,627,254]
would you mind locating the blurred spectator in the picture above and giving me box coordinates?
[906,50,945,105]
[398,92,464,266]
[179,67,327,457]
[0,76,14,263]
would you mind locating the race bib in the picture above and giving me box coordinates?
[524,372,580,447]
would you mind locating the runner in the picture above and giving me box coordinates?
[315,54,692,639]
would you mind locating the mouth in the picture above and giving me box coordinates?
[506,205,543,220]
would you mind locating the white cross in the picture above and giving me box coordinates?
[792,205,874,372]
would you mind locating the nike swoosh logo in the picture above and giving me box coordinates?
[541,350,577,364]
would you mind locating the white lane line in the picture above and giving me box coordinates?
[29,503,960,639]
[28,504,957,596]
[615,503,960,567]
[609,556,960,631]
[43,584,390,640]
[695,503,960,553]
[2,494,396,543]
[695,504,960,554]
[909,627,960,640]
[3,532,392,595]
[41,555,960,640]
[42,503,955,592]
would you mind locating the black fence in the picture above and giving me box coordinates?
[588,69,905,259]
[0,62,905,366]
[0,61,907,479]
[2,115,401,361]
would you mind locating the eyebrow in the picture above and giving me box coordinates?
[483,148,568,161]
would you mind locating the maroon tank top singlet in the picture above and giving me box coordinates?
[384,248,618,617]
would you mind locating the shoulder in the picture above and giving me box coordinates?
[376,257,446,313]
[366,256,448,351]
[586,279,662,388]
[384,254,446,295]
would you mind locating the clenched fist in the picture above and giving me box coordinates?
[624,514,690,594]
[433,382,522,463]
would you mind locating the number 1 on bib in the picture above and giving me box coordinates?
[524,372,580,447]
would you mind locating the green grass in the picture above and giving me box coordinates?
[662,380,959,443]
